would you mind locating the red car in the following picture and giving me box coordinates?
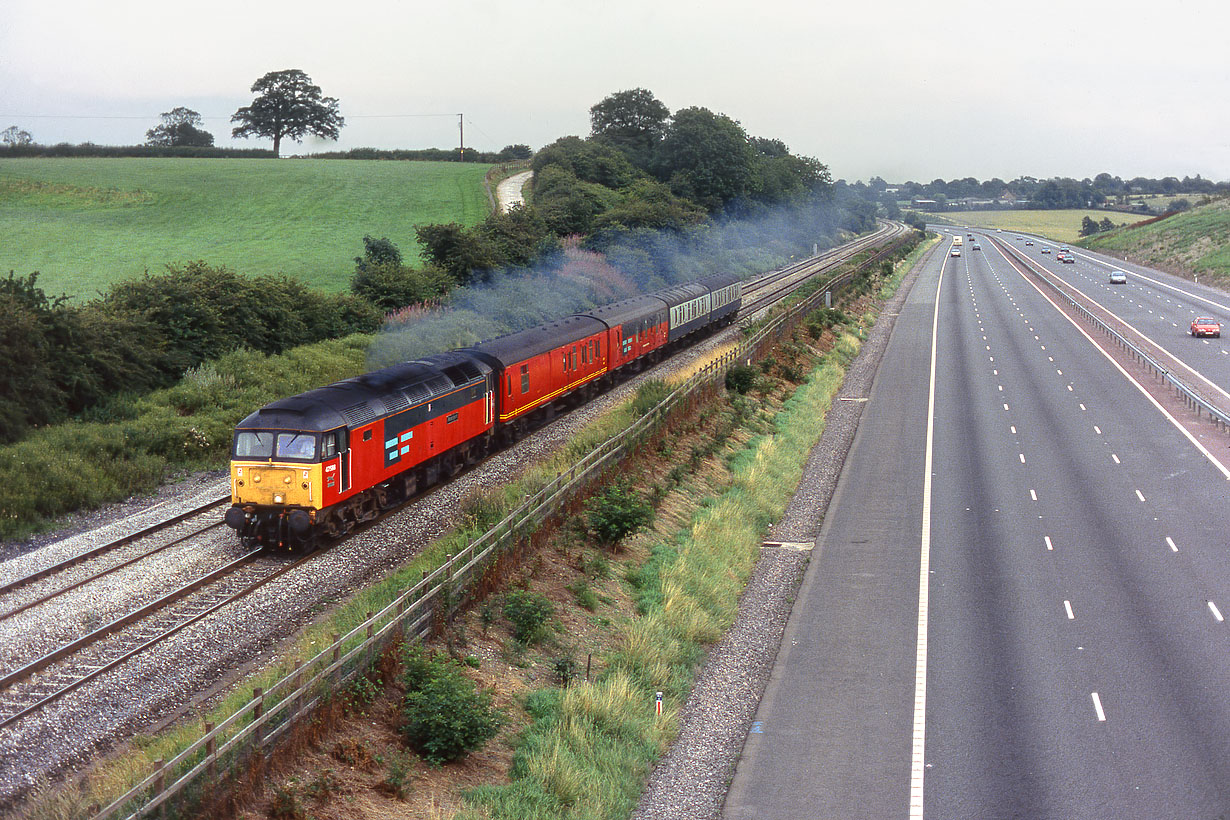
[1191,317,1222,338]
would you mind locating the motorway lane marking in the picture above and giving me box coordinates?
[1091,692,1107,722]
[1002,251,1230,480]
[1030,489,1037,501]
[1019,453,1026,463]
[1024,257,1230,406]
[1209,602,1225,622]
[1004,403,1010,411]
[1045,536,1054,551]
[1064,600,1074,619]
[1094,425,1102,434]
[910,249,946,819]
[1136,489,1146,502]
[1166,536,1178,552]
[1010,425,1016,434]
[1111,454,1121,464]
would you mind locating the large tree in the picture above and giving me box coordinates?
[590,88,670,166]
[1,126,33,146]
[654,107,756,210]
[231,69,344,157]
[145,107,214,147]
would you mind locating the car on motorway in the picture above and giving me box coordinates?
[1190,317,1222,338]
[1057,252,1075,263]
[1041,246,1051,254]
[950,248,962,257]
[1025,240,1033,246]
[972,243,981,250]
[1109,270,1128,284]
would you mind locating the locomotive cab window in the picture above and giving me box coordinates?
[321,430,341,460]
[275,432,318,462]
[234,431,275,459]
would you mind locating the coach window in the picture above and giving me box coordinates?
[521,364,530,394]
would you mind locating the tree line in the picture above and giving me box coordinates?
[852,173,1227,214]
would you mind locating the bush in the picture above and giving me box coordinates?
[585,480,653,546]
[503,590,555,644]
[630,379,672,417]
[725,364,756,394]
[400,653,504,764]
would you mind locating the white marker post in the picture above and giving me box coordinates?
[655,691,663,717]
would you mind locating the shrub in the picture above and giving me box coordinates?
[585,480,653,546]
[567,580,599,611]
[725,364,756,393]
[630,379,673,417]
[400,660,504,764]
[503,590,555,644]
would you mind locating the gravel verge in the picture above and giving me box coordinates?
[631,244,937,820]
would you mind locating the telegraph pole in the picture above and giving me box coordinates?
[458,113,464,160]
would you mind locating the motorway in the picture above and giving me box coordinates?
[724,232,1230,818]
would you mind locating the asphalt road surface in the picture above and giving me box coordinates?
[724,234,1230,819]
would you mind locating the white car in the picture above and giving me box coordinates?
[1109,270,1127,284]
[950,248,962,257]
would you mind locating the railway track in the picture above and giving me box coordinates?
[739,221,908,315]
[0,495,230,604]
[0,548,313,730]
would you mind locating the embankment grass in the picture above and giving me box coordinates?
[1084,198,1230,283]
[0,158,491,297]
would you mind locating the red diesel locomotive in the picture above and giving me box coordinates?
[225,272,741,549]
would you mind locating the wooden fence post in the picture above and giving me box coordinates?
[252,688,265,749]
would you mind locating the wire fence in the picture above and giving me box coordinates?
[90,228,914,820]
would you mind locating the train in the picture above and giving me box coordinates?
[224,272,743,549]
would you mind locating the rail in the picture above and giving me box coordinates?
[91,225,914,820]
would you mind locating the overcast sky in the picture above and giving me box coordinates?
[2,0,1227,183]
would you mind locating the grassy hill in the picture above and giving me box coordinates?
[0,158,492,298]
[1082,198,1230,285]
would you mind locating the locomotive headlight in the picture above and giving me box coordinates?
[253,474,261,483]
[273,494,284,504]
[284,476,292,484]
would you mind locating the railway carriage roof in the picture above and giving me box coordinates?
[464,315,608,367]
[653,282,709,307]
[696,272,742,291]
[576,294,668,328]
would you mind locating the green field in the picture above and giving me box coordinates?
[1085,198,1230,283]
[0,158,493,298]
[928,209,1146,244]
